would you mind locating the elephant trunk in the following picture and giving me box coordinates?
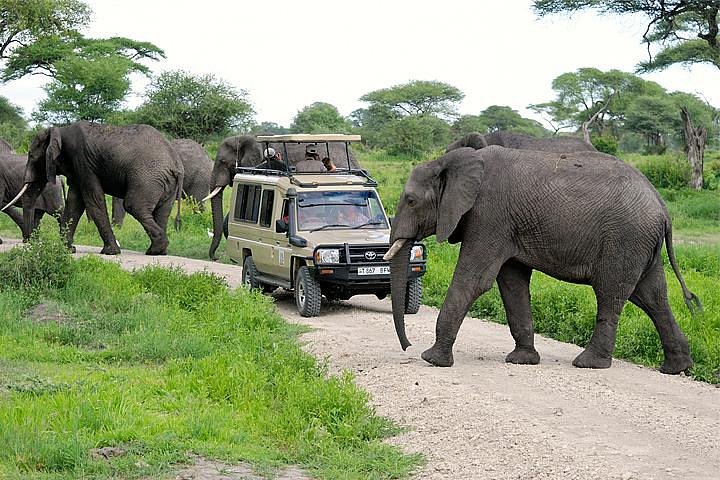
[208,187,225,260]
[21,183,43,240]
[388,239,413,350]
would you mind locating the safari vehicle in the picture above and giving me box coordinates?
[225,134,427,317]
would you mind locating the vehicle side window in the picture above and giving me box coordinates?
[234,184,262,223]
[259,190,275,227]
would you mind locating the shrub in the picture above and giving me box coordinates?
[635,154,691,189]
[591,135,618,155]
[0,222,74,293]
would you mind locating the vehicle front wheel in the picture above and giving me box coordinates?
[295,266,322,317]
[405,277,422,314]
[242,256,261,290]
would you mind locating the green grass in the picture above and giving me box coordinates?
[0,224,421,479]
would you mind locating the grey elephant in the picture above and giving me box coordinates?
[0,152,64,243]
[5,121,183,255]
[205,135,362,259]
[384,146,699,375]
[446,131,596,153]
[112,138,212,226]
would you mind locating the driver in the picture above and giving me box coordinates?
[335,204,369,226]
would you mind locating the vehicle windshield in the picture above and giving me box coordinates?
[296,191,388,231]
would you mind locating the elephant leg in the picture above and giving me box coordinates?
[82,186,120,255]
[573,278,636,369]
[497,259,540,365]
[422,243,507,367]
[111,197,126,227]
[124,195,169,256]
[629,262,692,374]
[33,210,44,231]
[3,205,25,234]
[60,187,86,253]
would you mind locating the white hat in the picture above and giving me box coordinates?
[263,147,276,159]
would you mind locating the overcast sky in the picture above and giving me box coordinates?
[2,0,719,128]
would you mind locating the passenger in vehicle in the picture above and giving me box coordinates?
[257,147,287,171]
[295,145,328,172]
[335,204,369,226]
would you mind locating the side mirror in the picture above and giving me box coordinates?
[276,218,288,233]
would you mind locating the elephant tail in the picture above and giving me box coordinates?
[665,223,702,315]
[173,170,184,232]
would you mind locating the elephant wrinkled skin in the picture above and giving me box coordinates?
[13,122,183,255]
[446,131,596,153]
[112,138,212,226]
[386,146,699,375]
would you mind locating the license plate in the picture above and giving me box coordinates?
[357,266,390,276]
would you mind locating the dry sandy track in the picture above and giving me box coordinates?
[3,240,718,480]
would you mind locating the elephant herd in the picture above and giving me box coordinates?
[0,125,700,375]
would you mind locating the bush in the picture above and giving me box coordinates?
[591,135,618,155]
[635,154,691,189]
[0,222,74,292]
[384,115,452,157]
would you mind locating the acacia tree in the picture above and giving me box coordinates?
[534,1,720,72]
[0,0,91,62]
[131,70,254,144]
[290,102,350,133]
[360,80,464,119]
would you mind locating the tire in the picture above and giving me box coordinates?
[405,277,422,314]
[295,266,322,317]
[242,256,261,290]
[223,214,229,239]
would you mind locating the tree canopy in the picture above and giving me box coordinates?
[290,102,350,134]
[130,70,254,143]
[0,0,91,62]
[534,1,720,71]
[360,80,464,119]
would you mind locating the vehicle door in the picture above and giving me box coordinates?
[263,196,292,279]
[233,183,270,273]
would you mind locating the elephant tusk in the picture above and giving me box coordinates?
[1,183,29,212]
[384,239,407,260]
[202,186,223,202]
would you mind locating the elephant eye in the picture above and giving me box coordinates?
[406,197,416,207]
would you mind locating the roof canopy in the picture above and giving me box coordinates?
[256,134,361,143]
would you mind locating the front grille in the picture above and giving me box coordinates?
[348,245,389,264]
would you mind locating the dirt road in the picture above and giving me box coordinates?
[3,240,719,479]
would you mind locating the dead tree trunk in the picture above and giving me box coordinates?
[680,107,707,190]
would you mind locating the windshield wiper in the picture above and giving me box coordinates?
[310,223,352,232]
[352,221,384,229]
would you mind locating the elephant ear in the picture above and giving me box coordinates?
[436,148,484,243]
[45,127,62,184]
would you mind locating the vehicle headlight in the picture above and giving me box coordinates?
[315,248,340,264]
[410,245,424,261]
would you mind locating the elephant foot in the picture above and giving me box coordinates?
[100,244,121,255]
[0,237,3,245]
[146,239,169,256]
[659,355,693,375]
[506,346,540,365]
[572,348,612,369]
[421,344,454,367]
[67,244,76,253]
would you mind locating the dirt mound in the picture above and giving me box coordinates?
[174,456,310,480]
[25,301,72,325]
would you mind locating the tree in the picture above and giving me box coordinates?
[360,80,464,119]
[0,95,27,147]
[477,105,549,137]
[624,95,678,151]
[534,1,720,71]
[290,102,350,133]
[0,0,91,63]
[251,122,289,135]
[132,70,254,144]
[452,115,488,136]
[671,92,716,189]
[384,115,452,157]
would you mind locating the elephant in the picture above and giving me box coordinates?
[205,135,362,259]
[0,152,64,243]
[5,121,183,255]
[446,131,596,153]
[0,138,14,153]
[111,138,212,226]
[384,146,699,375]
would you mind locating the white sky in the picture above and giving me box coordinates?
[1,0,719,128]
